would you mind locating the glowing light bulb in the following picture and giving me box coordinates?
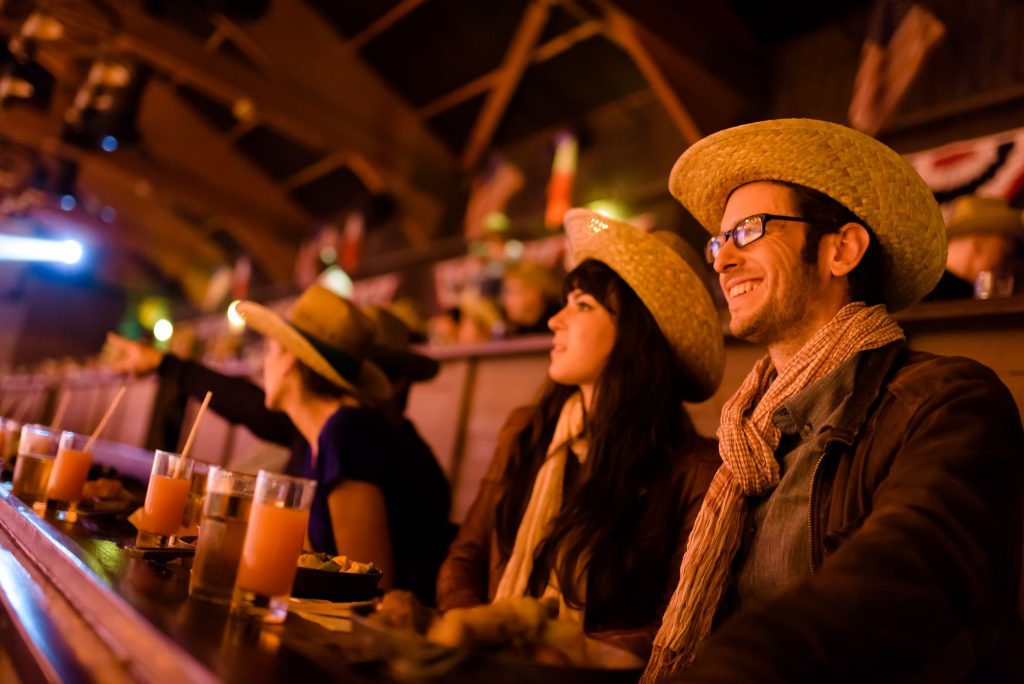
[153,319,173,342]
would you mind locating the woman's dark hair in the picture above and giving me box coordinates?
[494,259,699,616]
[295,361,349,400]
[778,181,887,306]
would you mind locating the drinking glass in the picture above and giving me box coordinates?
[974,269,1015,299]
[189,467,256,605]
[45,431,92,521]
[136,450,193,548]
[180,461,211,537]
[231,471,315,623]
[12,424,59,507]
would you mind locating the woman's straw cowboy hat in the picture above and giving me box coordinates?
[360,305,440,383]
[563,208,725,401]
[945,195,1024,238]
[669,118,946,311]
[237,285,391,402]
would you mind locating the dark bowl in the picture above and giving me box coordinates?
[292,566,383,602]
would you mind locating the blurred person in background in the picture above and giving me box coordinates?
[437,209,725,660]
[944,195,1023,298]
[456,291,504,344]
[500,260,562,336]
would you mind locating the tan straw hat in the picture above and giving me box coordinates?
[669,118,946,311]
[945,195,1024,237]
[563,208,724,401]
[360,305,440,383]
[237,285,391,402]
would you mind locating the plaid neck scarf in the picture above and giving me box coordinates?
[643,302,904,681]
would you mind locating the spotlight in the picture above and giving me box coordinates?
[100,135,118,152]
[0,235,84,265]
[59,194,76,211]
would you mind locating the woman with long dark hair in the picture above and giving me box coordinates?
[436,209,725,658]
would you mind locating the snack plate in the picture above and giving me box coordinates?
[291,565,383,602]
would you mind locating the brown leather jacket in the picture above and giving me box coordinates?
[678,343,1024,683]
[436,405,720,659]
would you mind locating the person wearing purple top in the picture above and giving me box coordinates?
[108,287,453,604]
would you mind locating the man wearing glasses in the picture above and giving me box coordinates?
[643,119,1023,683]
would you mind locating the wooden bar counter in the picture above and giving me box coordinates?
[0,483,638,683]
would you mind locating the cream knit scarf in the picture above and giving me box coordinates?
[494,390,589,625]
[642,302,904,682]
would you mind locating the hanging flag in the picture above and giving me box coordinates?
[231,255,251,301]
[340,211,365,273]
[544,130,578,230]
[848,0,945,136]
[464,155,524,241]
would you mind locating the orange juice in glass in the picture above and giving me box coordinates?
[232,470,315,623]
[45,431,92,521]
[136,450,193,548]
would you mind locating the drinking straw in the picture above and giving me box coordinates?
[179,391,212,462]
[84,385,128,452]
[50,391,71,430]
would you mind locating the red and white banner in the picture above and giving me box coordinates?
[905,126,1024,219]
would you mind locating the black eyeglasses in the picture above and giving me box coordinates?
[704,213,835,263]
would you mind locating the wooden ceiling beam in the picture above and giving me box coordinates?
[601,4,702,145]
[596,0,755,137]
[40,3,455,241]
[462,0,552,168]
[348,0,427,51]
[417,19,601,120]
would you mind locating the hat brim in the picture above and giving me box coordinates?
[669,118,946,311]
[946,211,1024,237]
[563,209,724,401]
[237,301,392,403]
[367,346,440,383]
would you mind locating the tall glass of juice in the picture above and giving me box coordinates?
[231,470,315,623]
[136,450,193,548]
[12,424,59,507]
[189,467,256,604]
[45,431,92,521]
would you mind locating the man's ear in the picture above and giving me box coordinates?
[826,222,871,277]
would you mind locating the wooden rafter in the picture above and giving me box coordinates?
[37,2,455,242]
[462,0,552,168]
[600,3,702,145]
[417,19,601,120]
[348,0,427,51]
[209,15,275,74]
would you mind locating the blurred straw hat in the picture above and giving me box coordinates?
[387,298,429,342]
[237,285,391,402]
[360,305,440,383]
[945,195,1024,237]
[669,118,946,311]
[563,208,724,401]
